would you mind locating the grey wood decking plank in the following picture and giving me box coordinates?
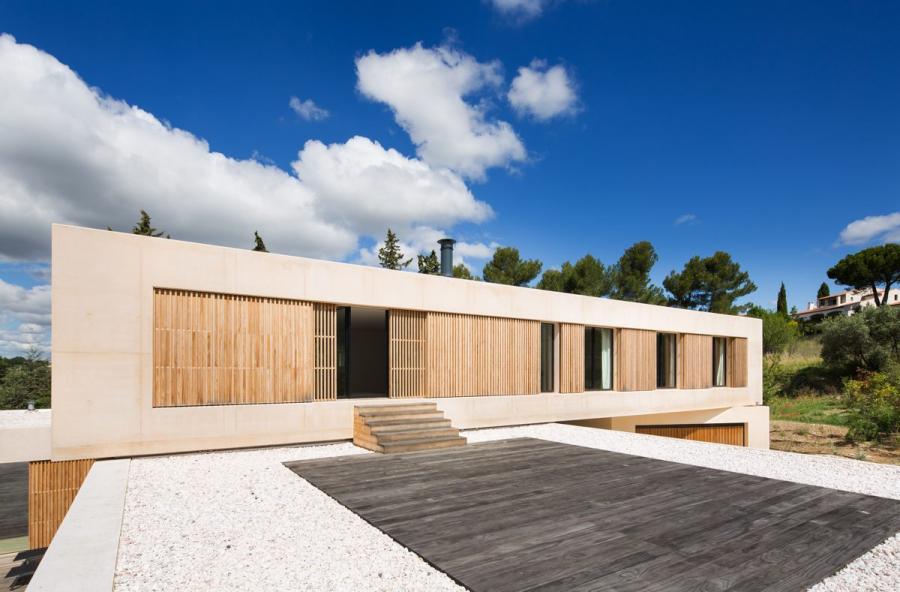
[284,438,900,592]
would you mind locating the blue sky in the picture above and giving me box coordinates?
[1,0,899,356]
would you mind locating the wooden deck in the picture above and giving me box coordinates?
[285,438,900,592]
[0,462,27,540]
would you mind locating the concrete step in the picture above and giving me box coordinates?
[380,435,467,454]
[359,411,445,423]
[366,418,453,432]
[375,427,461,443]
[354,403,437,416]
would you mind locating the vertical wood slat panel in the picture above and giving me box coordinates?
[389,310,427,398]
[680,334,713,389]
[424,312,540,397]
[617,329,657,391]
[153,288,316,406]
[28,459,94,549]
[728,337,748,387]
[314,303,337,400]
[636,424,746,447]
[558,324,585,393]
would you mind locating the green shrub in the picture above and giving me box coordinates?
[821,306,900,374]
[762,356,840,403]
[0,349,51,410]
[842,370,900,442]
[748,307,800,355]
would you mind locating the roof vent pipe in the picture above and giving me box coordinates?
[438,238,456,277]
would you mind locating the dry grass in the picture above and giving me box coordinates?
[770,420,900,465]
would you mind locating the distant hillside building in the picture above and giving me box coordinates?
[793,287,900,321]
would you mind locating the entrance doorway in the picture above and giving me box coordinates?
[337,306,388,398]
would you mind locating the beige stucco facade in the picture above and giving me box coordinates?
[51,224,765,460]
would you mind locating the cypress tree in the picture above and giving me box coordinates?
[777,283,788,316]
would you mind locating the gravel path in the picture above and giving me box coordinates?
[114,423,900,591]
[114,442,464,592]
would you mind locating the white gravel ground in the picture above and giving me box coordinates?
[0,408,50,428]
[113,423,900,591]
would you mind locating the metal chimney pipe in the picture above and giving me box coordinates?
[438,238,456,277]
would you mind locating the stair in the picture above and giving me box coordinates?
[353,403,467,453]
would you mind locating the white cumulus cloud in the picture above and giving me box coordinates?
[356,43,526,180]
[0,34,492,263]
[289,96,330,121]
[293,136,492,236]
[838,212,900,245]
[508,60,578,120]
[0,278,51,356]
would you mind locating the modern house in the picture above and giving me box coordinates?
[792,287,900,321]
[6,224,765,552]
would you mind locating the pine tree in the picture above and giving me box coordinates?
[131,210,169,238]
[777,283,788,316]
[817,282,830,299]
[252,231,268,252]
[417,250,440,274]
[483,247,542,286]
[663,251,756,314]
[452,264,476,280]
[377,229,412,270]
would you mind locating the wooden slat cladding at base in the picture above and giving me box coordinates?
[426,313,540,397]
[728,337,749,387]
[636,424,746,447]
[314,303,337,401]
[558,324,585,393]
[680,334,713,389]
[389,310,428,398]
[616,329,657,391]
[28,459,94,549]
[153,288,315,406]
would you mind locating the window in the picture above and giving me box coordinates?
[712,337,727,387]
[656,333,677,388]
[584,327,614,390]
[540,323,554,393]
[336,307,349,397]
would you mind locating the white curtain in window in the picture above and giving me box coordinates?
[600,328,613,390]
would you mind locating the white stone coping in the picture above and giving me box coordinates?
[28,458,130,592]
[0,408,50,428]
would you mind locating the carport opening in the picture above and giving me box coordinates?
[337,306,388,398]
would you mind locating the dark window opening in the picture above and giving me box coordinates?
[712,337,727,387]
[657,333,677,388]
[337,306,388,399]
[540,323,554,392]
[584,327,614,390]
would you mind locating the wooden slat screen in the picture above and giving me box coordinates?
[426,313,540,397]
[616,329,657,391]
[636,424,746,447]
[29,459,94,549]
[728,337,748,387]
[389,310,428,398]
[314,303,337,401]
[558,324,585,393]
[153,288,315,406]
[680,334,713,389]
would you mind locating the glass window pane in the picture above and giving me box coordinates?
[584,327,594,391]
[713,337,727,386]
[540,323,554,392]
[657,333,676,388]
[600,328,613,390]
